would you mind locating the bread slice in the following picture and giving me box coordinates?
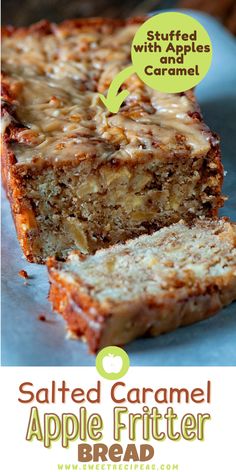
[47,218,236,353]
[1,18,224,263]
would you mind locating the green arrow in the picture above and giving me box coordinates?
[99,65,135,113]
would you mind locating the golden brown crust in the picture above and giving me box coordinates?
[1,17,145,38]
[1,142,38,262]
[48,260,236,354]
[47,261,107,352]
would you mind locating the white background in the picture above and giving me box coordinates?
[0,367,235,472]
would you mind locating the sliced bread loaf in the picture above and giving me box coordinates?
[2,19,223,262]
[47,218,236,353]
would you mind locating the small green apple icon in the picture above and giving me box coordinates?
[96,346,130,380]
[102,353,123,374]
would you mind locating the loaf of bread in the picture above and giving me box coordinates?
[1,18,224,262]
[47,218,236,353]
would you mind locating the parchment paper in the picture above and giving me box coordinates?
[2,11,236,366]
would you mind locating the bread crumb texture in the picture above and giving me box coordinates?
[53,219,236,302]
[48,219,236,352]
